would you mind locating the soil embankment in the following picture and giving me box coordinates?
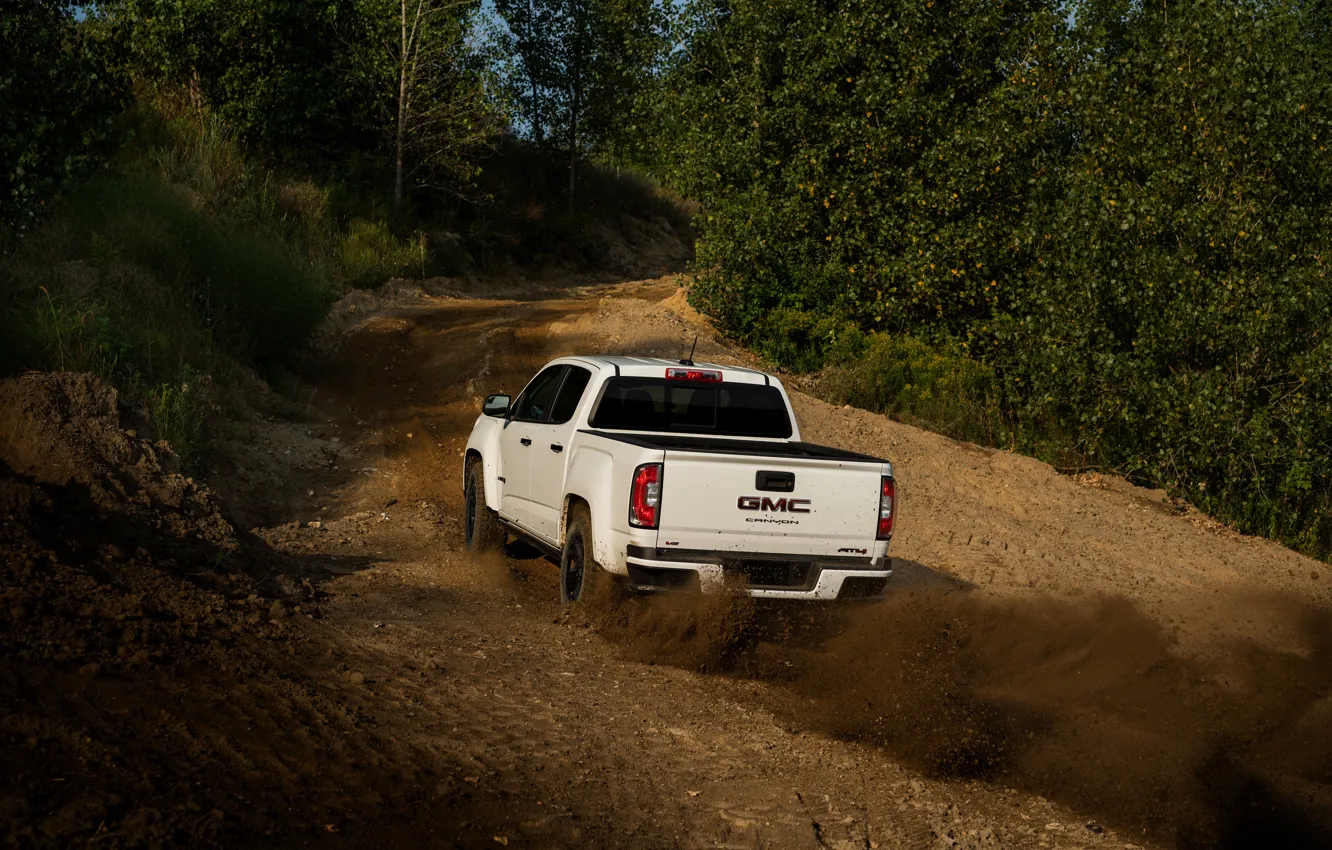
[2,277,1329,848]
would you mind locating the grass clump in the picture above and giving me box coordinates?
[145,370,211,470]
[822,334,1004,447]
[336,220,425,289]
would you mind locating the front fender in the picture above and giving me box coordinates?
[464,415,504,511]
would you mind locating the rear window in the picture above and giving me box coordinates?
[589,377,792,438]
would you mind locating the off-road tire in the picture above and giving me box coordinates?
[560,504,614,606]
[464,459,504,553]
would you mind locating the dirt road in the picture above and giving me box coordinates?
[4,276,1330,848]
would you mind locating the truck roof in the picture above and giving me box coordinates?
[560,355,774,385]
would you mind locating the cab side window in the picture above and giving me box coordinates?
[511,366,567,422]
[548,367,593,424]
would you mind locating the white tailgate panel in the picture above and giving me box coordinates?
[657,452,881,557]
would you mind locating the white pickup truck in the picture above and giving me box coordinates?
[463,356,896,604]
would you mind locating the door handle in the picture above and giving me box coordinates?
[520,437,532,446]
[550,443,564,453]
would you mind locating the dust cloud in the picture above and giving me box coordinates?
[605,586,1332,848]
[591,579,758,672]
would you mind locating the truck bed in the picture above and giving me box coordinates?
[577,430,888,464]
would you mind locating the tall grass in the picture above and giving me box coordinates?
[0,108,348,470]
[337,219,426,288]
[1,172,336,368]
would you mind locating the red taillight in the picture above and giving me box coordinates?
[630,463,663,528]
[877,476,895,539]
[665,367,722,382]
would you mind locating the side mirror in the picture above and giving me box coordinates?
[482,394,511,417]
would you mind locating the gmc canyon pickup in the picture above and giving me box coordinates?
[463,356,896,604]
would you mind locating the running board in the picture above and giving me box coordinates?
[495,516,562,560]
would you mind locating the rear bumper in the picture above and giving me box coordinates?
[624,546,891,601]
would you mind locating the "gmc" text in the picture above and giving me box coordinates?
[737,496,811,513]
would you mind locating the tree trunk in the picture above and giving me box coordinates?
[568,24,580,216]
[395,0,409,208]
[527,0,543,146]
[567,109,577,215]
[530,71,543,146]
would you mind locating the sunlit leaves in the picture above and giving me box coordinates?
[661,0,1332,558]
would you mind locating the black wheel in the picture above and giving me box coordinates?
[464,459,503,553]
[560,504,612,606]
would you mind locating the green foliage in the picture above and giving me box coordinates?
[824,334,1004,447]
[146,370,210,470]
[109,0,381,162]
[751,309,861,374]
[493,0,667,197]
[110,0,498,201]
[337,220,425,288]
[662,0,1332,559]
[662,0,1065,336]
[1,168,335,375]
[360,0,500,203]
[493,0,562,145]
[0,109,342,471]
[0,2,128,230]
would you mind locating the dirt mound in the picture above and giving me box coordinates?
[594,214,693,279]
[0,463,461,847]
[0,372,336,846]
[0,372,235,552]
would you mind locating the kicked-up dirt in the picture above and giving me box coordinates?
[2,275,1330,849]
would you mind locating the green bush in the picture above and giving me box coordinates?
[143,107,341,270]
[823,335,1004,447]
[662,0,1332,559]
[751,308,865,374]
[336,219,425,288]
[59,174,336,365]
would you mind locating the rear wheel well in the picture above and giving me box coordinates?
[563,495,590,544]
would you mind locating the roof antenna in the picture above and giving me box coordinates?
[680,335,698,367]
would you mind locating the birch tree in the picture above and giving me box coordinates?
[494,0,664,210]
[376,0,498,205]
[493,0,560,147]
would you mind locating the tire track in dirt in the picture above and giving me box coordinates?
[233,275,1331,848]
[238,278,1111,848]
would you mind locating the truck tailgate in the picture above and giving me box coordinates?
[656,451,884,557]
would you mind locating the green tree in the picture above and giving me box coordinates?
[111,0,383,162]
[1,1,127,231]
[110,0,498,200]
[1012,0,1332,551]
[660,0,1067,339]
[493,0,561,146]
[361,0,499,205]
[494,0,665,208]
[658,0,1332,558]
